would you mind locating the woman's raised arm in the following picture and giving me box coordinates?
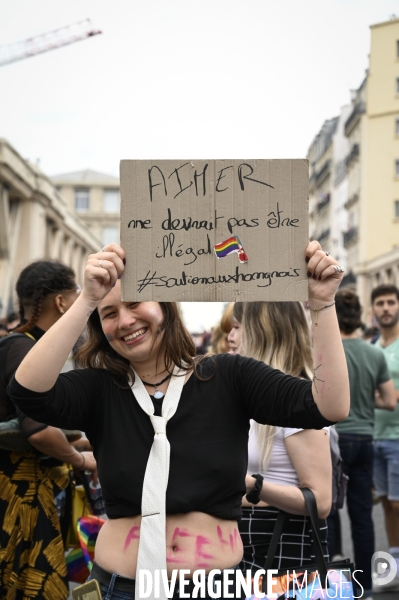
[306,240,349,422]
[15,244,125,392]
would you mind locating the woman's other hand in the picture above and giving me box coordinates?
[74,450,98,485]
[81,243,125,307]
[306,240,344,305]
[29,427,98,484]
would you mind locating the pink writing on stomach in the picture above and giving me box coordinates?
[123,525,140,552]
[195,534,214,568]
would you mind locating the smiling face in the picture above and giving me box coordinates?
[97,282,164,367]
[372,293,399,329]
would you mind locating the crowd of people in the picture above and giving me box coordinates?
[0,241,398,599]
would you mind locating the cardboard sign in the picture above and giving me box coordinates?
[120,160,309,301]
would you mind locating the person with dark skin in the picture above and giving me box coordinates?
[0,260,96,600]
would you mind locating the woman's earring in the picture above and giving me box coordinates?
[59,308,65,314]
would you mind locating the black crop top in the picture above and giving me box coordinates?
[9,354,334,520]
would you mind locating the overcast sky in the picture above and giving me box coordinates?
[1,0,397,178]
[0,0,398,331]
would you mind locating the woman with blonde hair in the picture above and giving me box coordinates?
[236,301,332,574]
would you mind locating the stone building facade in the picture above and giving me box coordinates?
[0,139,100,317]
[51,170,120,248]
[308,17,399,319]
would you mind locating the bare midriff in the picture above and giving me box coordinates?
[95,512,243,579]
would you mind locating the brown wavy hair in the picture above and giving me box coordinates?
[75,302,197,385]
[210,303,234,354]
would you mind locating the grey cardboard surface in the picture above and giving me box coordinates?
[120,159,309,301]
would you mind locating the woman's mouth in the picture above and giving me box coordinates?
[122,328,148,343]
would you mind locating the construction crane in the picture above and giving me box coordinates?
[0,19,102,67]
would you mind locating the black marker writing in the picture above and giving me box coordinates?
[168,162,193,199]
[216,166,233,192]
[146,162,274,201]
[137,266,300,293]
[194,164,208,196]
[267,203,299,228]
[155,233,212,265]
[227,217,259,235]
[161,208,215,232]
[128,219,152,229]
[148,166,167,202]
[238,163,274,191]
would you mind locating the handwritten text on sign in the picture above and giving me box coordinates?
[120,160,309,301]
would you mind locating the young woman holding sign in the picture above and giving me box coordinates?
[8,241,349,600]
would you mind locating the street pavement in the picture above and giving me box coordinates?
[339,501,398,600]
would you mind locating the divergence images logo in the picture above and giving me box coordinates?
[372,551,398,586]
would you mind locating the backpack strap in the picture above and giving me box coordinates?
[0,332,36,346]
[23,332,35,341]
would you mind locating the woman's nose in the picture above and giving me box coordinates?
[118,307,136,329]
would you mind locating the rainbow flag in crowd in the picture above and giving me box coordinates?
[214,236,248,263]
[66,515,105,583]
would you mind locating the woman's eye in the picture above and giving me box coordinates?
[103,312,116,319]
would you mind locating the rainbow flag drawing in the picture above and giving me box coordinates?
[214,236,248,263]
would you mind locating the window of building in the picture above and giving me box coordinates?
[103,188,120,213]
[395,200,399,218]
[396,118,399,136]
[397,40,399,58]
[102,226,119,246]
[397,77,399,94]
[74,188,90,211]
[396,160,399,177]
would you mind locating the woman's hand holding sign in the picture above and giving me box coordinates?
[306,240,345,307]
[82,244,126,308]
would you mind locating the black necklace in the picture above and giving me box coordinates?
[140,372,172,399]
